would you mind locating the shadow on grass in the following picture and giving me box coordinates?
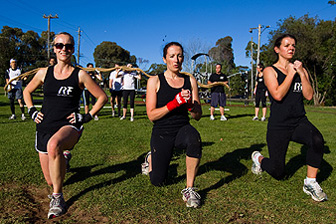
[64,153,146,208]
[196,143,266,201]
[284,143,333,183]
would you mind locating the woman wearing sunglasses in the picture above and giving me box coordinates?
[23,32,107,219]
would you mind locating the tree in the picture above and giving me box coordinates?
[208,36,236,73]
[183,38,211,73]
[261,15,336,105]
[0,26,49,85]
[146,63,166,75]
[93,41,136,68]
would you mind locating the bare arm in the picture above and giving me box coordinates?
[293,61,313,100]
[189,76,202,120]
[263,65,296,101]
[79,70,108,116]
[146,76,170,122]
[23,68,47,109]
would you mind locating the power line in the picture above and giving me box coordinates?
[0,15,44,32]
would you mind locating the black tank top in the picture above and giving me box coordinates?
[268,66,306,129]
[256,74,266,91]
[153,73,191,130]
[37,66,83,133]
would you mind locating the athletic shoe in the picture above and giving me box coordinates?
[251,151,263,175]
[21,114,26,121]
[112,111,115,117]
[261,117,266,122]
[130,117,134,122]
[9,114,16,120]
[94,115,99,121]
[48,194,67,219]
[220,115,227,121]
[63,150,72,173]
[120,116,125,120]
[210,115,215,121]
[303,180,328,202]
[181,187,201,208]
[252,116,258,121]
[141,151,151,175]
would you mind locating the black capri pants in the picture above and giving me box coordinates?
[255,89,266,108]
[261,117,324,180]
[149,124,202,186]
[122,90,135,109]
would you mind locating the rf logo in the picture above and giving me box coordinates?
[293,82,302,93]
[58,86,74,96]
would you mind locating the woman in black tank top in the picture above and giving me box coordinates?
[250,34,327,202]
[253,63,267,121]
[23,32,107,218]
[143,42,203,208]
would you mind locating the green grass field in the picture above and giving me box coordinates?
[0,89,335,223]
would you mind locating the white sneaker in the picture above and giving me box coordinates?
[181,187,201,208]
[48,194,67,219]
[252,116,258,121]
[9,114,16,120]
[251,151,263,175]
[141,151,151,175]
[261,117,266,122]
[303,180,328,202]
[220,115,227,121]
[120,116,125,120]
[112,111,115,117]
[210,115,215,121]
[130,117,134,122]
[21,114,26,121]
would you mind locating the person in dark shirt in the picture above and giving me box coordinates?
[252,63,268,121]
[23,32,107,218]
[142,42,202,208]
[251,34,327,202]
[208,64,229,121]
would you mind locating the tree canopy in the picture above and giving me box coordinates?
[93,41,136,68]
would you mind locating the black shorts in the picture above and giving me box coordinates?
[35,125,83,154]
[210,92,226,107]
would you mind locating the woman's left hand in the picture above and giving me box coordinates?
[293,60,304,75]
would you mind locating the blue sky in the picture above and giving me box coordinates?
[0,0,335,70]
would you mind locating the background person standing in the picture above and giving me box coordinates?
[208,63,229,121]
[5,58,26,120]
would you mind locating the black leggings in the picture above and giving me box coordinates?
[255,90,266,108]
[261,117,324,180]
[149,124,202,186]
[122,90,135,109]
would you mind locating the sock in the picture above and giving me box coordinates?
[20,106,24,114]
[305,177,316,185]
[52,192,63,198]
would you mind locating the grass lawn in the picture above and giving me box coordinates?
[0,88,335,223]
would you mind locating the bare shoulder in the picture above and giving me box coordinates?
[35,67,48,81]
[263,66,276,77]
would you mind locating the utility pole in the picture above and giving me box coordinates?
[77,27,82,65]
[43,14,58,60]
[250,37,254,99]
[249,24,270,97]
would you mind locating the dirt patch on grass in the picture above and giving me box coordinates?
[0,183,108,223]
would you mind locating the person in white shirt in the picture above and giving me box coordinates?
[109,63,123,117]
[120,63,141,121]
[5,59,26,120]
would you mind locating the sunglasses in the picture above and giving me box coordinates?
[54,43,74,50]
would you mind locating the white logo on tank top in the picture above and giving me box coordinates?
[293,82,302,93]
[58,86,74,96]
